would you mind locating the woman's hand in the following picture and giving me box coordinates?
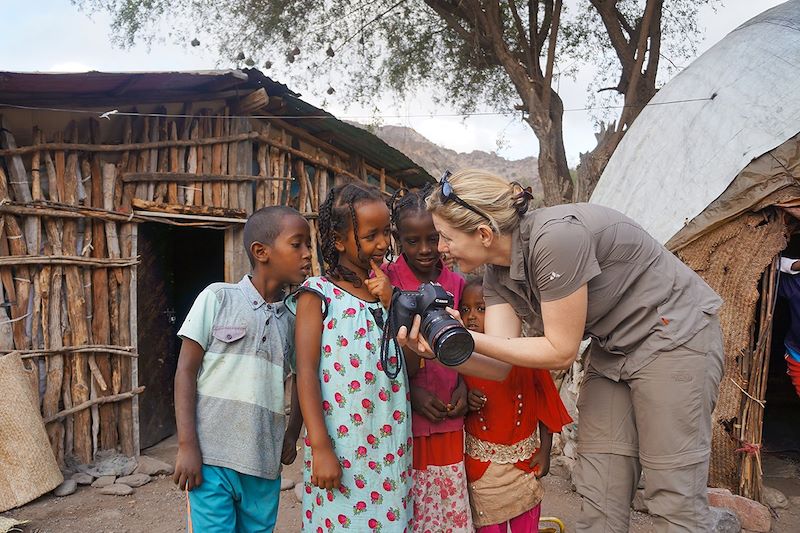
[410,386,449,422]
[397,315,436,359]
[467,388,487,411]
[310,446,342,490]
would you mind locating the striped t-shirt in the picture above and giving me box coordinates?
[178,275,294,479]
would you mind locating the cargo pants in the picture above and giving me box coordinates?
[573,316,724,533]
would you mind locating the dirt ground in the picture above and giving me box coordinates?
[5,437,800,532]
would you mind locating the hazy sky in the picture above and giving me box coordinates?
[0,0,787,164]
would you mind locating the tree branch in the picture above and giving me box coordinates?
[536,0,554,52]
[541,0,562,111]
[508,0,537,81]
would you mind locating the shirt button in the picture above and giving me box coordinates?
[226,334,232,340]
[516,421,521,426]
[253,300,258,305]
[481,426,487,431]
[261,336,267,342]
[517,394,523,399]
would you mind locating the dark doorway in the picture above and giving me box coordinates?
[137,223,225,448]
[763,233,800,453]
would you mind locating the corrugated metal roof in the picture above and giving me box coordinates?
[0,69,433,187]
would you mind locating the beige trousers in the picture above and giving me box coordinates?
[573,317,724,533]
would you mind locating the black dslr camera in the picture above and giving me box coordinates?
[387,282,475,367]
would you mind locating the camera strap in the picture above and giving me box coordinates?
[378,289,403,380]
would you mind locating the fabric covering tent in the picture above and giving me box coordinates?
[591,0,800,499]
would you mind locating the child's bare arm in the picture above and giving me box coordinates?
[282,374,303,465]
[173,339,204,490]
[295,292,342,489]
[530,421,553,478]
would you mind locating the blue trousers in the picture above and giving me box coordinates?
[187,465,280,533]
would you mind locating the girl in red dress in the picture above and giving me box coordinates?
[460,276,572,532]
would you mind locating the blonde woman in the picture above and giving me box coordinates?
[397,169,724,533]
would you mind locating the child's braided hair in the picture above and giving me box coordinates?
[319,181,386,287]
[387,185,433,260]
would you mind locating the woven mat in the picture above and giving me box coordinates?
[0,352,63,512]
[0,516,29,533]
[678,212,787,490]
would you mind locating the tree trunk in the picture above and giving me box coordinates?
[527,90,573,206]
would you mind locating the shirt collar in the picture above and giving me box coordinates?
[388,254,450,290]
[239,275,287,317]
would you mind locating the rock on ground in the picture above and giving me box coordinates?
[708,488,771,533]
[294,482,303,503]
[632,489,649,513]
[71,472,94,485]
[116,474,152,488]
[98,483,135,496]
[762,485,789,510]
[280,477,296,491]
[85,450,137,477]
[134,455,174,476]
[550,456,576,481]
[710,506,742,533]
[91,475,116,489]
[53,479,77,497]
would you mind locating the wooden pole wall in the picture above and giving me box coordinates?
[0,108,410,462]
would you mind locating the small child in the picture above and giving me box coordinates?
[287,182,413,531]
[460,276,572,533]
[381,188,472,532]
[173,206,310,532]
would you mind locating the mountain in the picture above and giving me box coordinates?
[363,124,542,194]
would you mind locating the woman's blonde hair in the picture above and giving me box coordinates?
[425,169,530,234]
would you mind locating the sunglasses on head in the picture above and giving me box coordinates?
[439,170,492,223]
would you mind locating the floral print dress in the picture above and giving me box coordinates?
[287,276,413,532]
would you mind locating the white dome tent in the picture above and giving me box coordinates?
[591,0,800,500]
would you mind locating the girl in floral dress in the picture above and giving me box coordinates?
[380,189,472,532]
[288,182,413,532]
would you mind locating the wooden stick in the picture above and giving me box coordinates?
[43,386,145,424]
[187,119,199,206]
[168,121,179,203]
[153,115,169,203]
[0,131,263,157]
[122,172,291,183]
[0,202,143,222]
[132,198,246,218]
[117,219,134,456]
[62,147,92,463]
[0,255,138,267]
[4,345,138,357]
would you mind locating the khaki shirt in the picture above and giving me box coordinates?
[483,204,722,380]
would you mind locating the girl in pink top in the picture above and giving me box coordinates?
[382,188,472,532]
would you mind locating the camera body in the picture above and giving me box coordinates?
[388,282,474,366]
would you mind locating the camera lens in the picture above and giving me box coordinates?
[420,311,475,366]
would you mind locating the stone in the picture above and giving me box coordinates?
[709,506,742,533]
[116,474,152,488]
[761,485,789,510]
[86,450,137,477]
[549,456,576,481]
[71,472,94,485]
[98,483,135,496]
[707,489,771,532]
[631,489,649,513]
[53,479,77,497]
[91,475,116,488]
[280,477,296,491]
[294,481,303,503]
[133,455,174,476]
